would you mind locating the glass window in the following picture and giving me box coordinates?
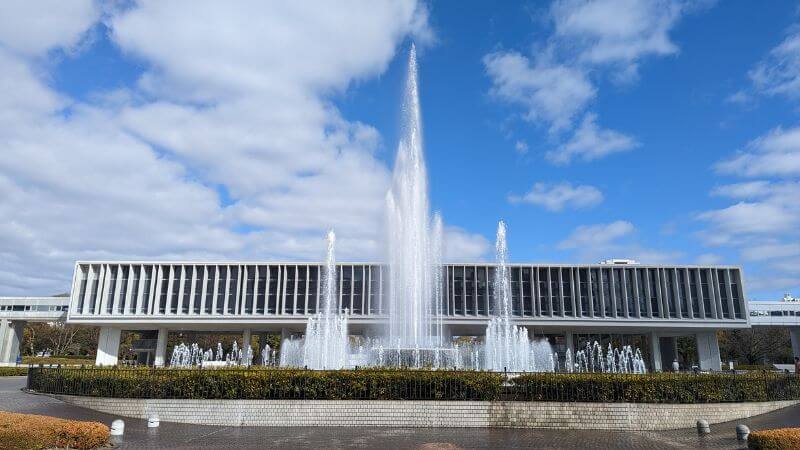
[158,266,170,314]
[142,266,152,314]
[602,269,611,317]
[465,266,476,315]
[283,266,295,314]
[267,266,279,314]
[306,266,318,314]
[649,269,660,317]
[730,270,742,319]
[562,268,573,316]
[340,266,351,314]
[522,267,532,317]
[477,267,488,315]
[717,270,730,318]
[106,265,118,314]
[700,270,712,318]
[454,266,464,315]
[118,265,129,314]
[663,269,675,318]
[613,269,623,316]
[216,266,227,314]
[625,269,635,316]
[689,269,700,316]
[352,266,363,315]
[129,266,140,314]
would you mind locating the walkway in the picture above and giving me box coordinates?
[1,376,798,449]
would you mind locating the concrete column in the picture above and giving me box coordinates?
[95,327,122,366]
[280,328,291,343]
[0,320,25,365]
[696,331,721,371]
[649,332,662,372]
[790,327,800,358]
[154,328,168,367]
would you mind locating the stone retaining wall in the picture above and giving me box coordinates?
[55,396,798,430]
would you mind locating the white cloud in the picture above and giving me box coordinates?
[0,0,479,295]
[551,0,683,73]
[695,253,722,265]
[748,30,800,99]
[546,113,638,164]
[484,0,700,162]
[514,140,529,154]
[509,181,603,211]
[715,126,800,177]
[558,220,634,249]
[484,52,595,132]
[0,0,99,56]
[558,220,681,263]
[443,227,491,262]
[741,243,800,262]
[710,181,772,199]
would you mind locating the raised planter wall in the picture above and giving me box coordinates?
[55,396,798,430]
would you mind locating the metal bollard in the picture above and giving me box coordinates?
[696,419,710,435]
[110,419,125,436]
[148,415,160,428]
[736,424,750,441]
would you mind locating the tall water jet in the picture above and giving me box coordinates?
[485,221,553,372]
[385,44,444,350]
[295,230,350,369]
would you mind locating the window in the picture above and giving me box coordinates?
[118,265,129,314]
[678,269,689,317]
[106,265,118,314]
[158,266,169,314]
[228,266,240,314]
[522,267,532,317]
[267,266,279,314]
[352,265,363,315]
[204,267,215,314]
[129,266,140,314]
[283,266,295,314]
[648,269,661,317]
[718,270,730,318]
[244,265,255,314]
[625,269,636,316]
[142,266,152,314]
[538,268,551,316]
[465,266,476,315]
[340,266,351,314]
[551,268,562,316]
[613,269,623,316]
[454,266,464,315]
[663,269,675,318]
[730,270,742,319]
[688,269,700,316]
[305,266,317,314]
[216,266,227,314]
[700,270,712,318]
[602,269,612,317]
[181,266,192,314]
[477,267,488,315]
[562,268,573,316]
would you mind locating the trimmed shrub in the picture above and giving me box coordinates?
[509,372,800,403]
[0,411,109,450]
[26,367,800,403]
[736,365,777,372]
[0,367,27,377]
[748,428,800,450]
[29,367,504,401]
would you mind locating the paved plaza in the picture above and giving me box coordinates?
[1,376,798,449]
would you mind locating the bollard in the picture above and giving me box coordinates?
[110,419,125,436]
[148,415,160,428]
[696,419,710,435]
[736,424,750,441]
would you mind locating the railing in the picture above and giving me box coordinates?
[26,367,800,403]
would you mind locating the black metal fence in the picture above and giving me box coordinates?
[26,367,800,403]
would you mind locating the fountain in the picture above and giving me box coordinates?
[484,221,554,372]
[166,45,650,374]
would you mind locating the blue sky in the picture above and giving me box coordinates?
[0,1,799,300]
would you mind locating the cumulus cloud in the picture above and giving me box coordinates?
[715,126,800,177]
[484,52,595,132]
[748,30,800,99]
[0,0,490,295]
[484,0,704,163]
[558,220,634,249]
[546,113,638,164]
[509,181,603,211]
[558,220,680,263]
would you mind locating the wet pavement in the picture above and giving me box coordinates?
[1,376,798,449]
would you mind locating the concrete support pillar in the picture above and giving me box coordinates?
[649,332,662,372]
[242,329,252,349]
[696,331,721,371]
[95,327,122,366]
[0,320,25,365]
[154,328,168,367]
[790,327,800,358]
[280,328,291,343]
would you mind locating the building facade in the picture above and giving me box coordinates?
[59,261,750,371]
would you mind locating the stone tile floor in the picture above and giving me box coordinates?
[2,376,798,449]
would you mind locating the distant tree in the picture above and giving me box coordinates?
[718,328,792,365]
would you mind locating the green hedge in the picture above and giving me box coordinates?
[509,372,800,403]
[28,368,503,401]
[0,367,28,377]
[26,368,800,403]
